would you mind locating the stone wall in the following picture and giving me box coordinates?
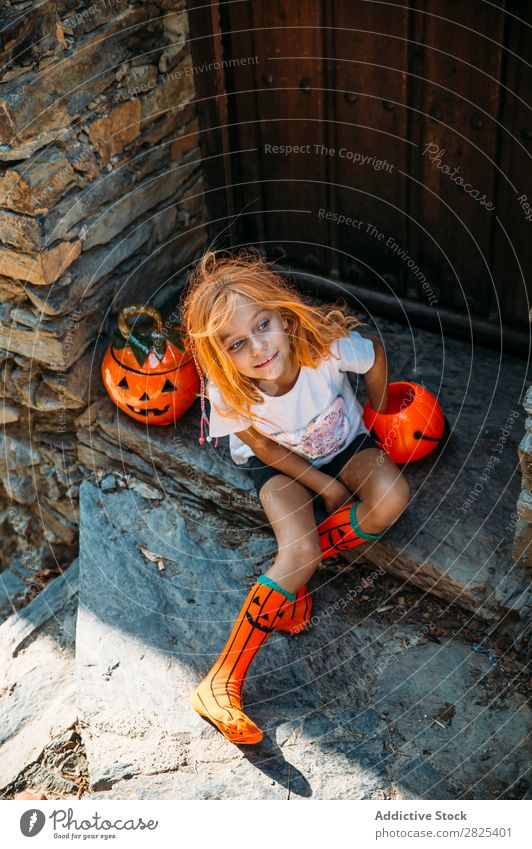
[514,386,532,574]
[0,0,207,591]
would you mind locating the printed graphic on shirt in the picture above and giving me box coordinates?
[270,394,350,459]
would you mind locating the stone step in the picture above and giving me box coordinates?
[78,480,529,800]
[0,560,79,792]
[76,315,531,634]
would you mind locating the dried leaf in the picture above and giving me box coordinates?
[157,559,165,571]
[138,546,163,563]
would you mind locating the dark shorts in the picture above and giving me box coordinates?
[243,430,379,505]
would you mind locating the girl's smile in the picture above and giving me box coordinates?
[253,351,278,368]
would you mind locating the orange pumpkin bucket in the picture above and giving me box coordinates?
[101,304,199,426]
[363,380,447,463]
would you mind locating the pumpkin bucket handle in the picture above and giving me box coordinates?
[117,304,164,340]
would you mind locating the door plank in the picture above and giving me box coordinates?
[331,0,410,298]
[408,0,505,319]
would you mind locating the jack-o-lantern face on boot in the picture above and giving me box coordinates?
[102,305,199,426]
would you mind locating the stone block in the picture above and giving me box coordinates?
[62,0,125,35]
[0,211,41,252]
[0,403,21,424]
[0,8,148,145]
[0,240,81,285]
[0,127,69,163]
[111,220,207,311]
[140,56,195,127]
[516,490,532,523]
[0,304,97,369]
[0,5,65,74]
[0,434,41,473]
[38,503,77,545]
[38,167,132,247]
[0,276,24,299]
[157,0,187,9]
[34,382,86,412]
[170,120,199,160]
[125,144,169,182]
[518,432,532,488]
[159,45,188,75]
[177,173,207,225]
[0,571,26,624]
[3,475,36,505]
[524,386,532,416]
[151,206,177,246]
[513,519,532,570]
[114,64,159,103]
[34,140,179,250]
[88,99,141,166]
[42,337,107,408]
[23,227,153,321]
[82,159,196,250]
[0,147,84,215]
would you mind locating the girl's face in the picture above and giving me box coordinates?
[218,294,292,383]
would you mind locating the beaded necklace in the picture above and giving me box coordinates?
[188,338,219,448]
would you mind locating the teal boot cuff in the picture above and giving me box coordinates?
[350,500,382,541]
[257,574,296,602]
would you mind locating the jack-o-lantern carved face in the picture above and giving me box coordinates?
[317,503,366,559]
[363,381,447,464]
[101,306,199,426]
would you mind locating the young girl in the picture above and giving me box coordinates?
[180,250,409,745]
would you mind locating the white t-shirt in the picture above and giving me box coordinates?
[206,330,376,467]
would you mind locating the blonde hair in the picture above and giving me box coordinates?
[180,249,362,429]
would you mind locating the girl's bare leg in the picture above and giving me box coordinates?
[259,474,323,595]
[337,447,410,534]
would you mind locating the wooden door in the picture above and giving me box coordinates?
[188,0,531,349]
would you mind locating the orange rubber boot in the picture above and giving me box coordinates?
[190,576,294,744]
[272,585,312,634]
[318,500,381,559]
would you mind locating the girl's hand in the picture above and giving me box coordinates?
[319,477,353,514]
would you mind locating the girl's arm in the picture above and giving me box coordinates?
[236,428,342,498]
[359,335,388,414]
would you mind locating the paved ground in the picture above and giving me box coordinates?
[77,480,529,800]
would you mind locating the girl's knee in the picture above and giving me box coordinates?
[366,476,409,529]
[278,537,322,569]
